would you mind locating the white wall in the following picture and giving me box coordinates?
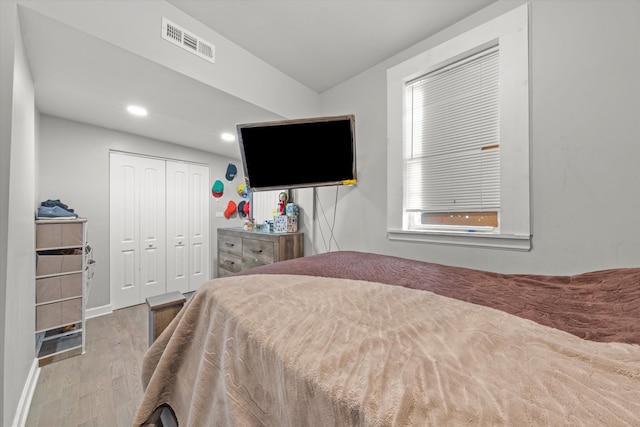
[1,1,39,425]
[0,1,13,421]
[38,115,249,311]
[316,0,640,275]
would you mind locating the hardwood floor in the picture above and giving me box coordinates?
[26,303,149,426]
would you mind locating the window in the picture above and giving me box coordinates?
[387,3,531,250]
[406,46,500,231]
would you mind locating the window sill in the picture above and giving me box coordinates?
[387,229,531,251]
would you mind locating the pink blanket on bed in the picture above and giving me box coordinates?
[238,251,640,344]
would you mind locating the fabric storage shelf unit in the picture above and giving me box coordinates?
[35,218,88,366]
[36,273,82,304]
[36,221,83,249]
[35,252,82,277]
[36,298,82,332]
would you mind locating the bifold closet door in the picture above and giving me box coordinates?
[110,153,166,309]
[166,162,210,293]
[186,163,210,291]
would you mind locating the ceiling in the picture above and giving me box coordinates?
[19,0,494,159]
[166,0,495,94]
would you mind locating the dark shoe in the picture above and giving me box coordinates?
[41,199,74,212]
[37,205,78,219]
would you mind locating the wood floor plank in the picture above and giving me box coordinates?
[109,358,126,379]
[111,375,131,407]
[58,383,80,419]
[58,383,80,425]
[33,397,61,426]
[77,418,101,427]
[78,390,98,424]
[26,303,149,427]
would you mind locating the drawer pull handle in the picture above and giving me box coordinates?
[225,242,235,247]
[225,260,235,265]
[251,249,263,253]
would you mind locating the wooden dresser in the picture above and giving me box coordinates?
[217,227,304,277]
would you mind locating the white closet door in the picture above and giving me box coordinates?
[139,159,167,302]
[188,163,210,291]
[166,162,190,293]
[110,153,166,309]
[166,162,210,293]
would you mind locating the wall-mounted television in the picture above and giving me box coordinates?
[236,114,357,192]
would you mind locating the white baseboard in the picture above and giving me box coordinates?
[12,358,40,427]
[86,304,112,319]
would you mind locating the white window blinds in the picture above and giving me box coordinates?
[405,46,500,214]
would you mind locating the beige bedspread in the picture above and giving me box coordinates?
[135,274,640,426]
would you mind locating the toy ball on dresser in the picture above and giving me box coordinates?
[285,203,299,217]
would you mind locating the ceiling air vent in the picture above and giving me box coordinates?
[161,17,215,64]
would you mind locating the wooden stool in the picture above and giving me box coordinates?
[146,291,186,346]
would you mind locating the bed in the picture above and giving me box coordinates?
[134,251,640,426]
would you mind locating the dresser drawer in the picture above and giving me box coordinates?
[218,234,242,256]
[218,251,244,275]
[36,273,82,304]
[217,266,235,277]
[36,297,82,331]
[243,238,275,264]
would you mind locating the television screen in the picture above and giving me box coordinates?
[237,114,356,191]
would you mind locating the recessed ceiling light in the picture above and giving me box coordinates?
[127,105,148,116]
[221,132,235,142]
